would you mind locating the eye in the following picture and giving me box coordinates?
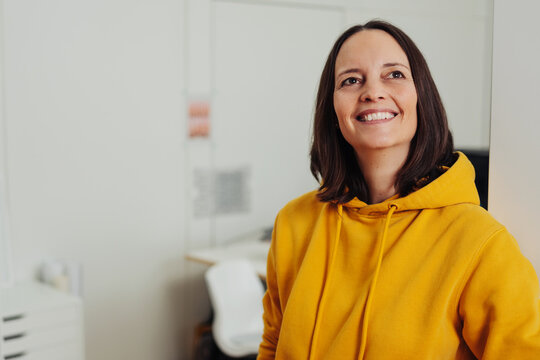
[388,70,405,79]
[340,77,361,87]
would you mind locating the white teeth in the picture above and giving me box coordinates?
[360,112,395,121]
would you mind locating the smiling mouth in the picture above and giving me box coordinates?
[356,111,397,122]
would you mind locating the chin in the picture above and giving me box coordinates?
[353,140,412,154]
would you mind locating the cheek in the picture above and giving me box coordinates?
[407,87,418,112]
[396,86,418,137]
[400,89,418,120]
[333,93,343,118]
[408,95,418,118]
[408,94,418,136]
[333,93,355,125]
[411,96,418,124]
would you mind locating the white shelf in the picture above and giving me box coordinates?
[0,282,84,360]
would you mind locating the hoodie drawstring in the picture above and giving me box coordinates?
[308,203,343,360]
[357,204,397,359]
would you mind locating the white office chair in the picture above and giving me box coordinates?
[204,259,265,358]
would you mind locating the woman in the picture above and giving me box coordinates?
[258,20,540,359]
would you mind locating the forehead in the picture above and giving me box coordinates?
[335,29,409,70]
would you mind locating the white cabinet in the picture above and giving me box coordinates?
[0,282,84,360]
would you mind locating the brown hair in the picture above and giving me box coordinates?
[310,20,454,203]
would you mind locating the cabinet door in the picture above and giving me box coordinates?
[213,2,343,241]
[25,341,84,360]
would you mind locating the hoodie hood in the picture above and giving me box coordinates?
[343,151,480,214]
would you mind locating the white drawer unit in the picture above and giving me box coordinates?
[0,282,84,360]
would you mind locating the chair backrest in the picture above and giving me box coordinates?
[205,259,265,357]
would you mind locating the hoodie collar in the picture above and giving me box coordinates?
[342,152,480,215]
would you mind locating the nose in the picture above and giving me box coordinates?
[359,78,385,102]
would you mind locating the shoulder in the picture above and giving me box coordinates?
[272,189,332,247]
[442,204,528,274]
[277,189,327,219]
[440,203,506,238]
[421,203,513,264]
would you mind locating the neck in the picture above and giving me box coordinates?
[356,147,409,204]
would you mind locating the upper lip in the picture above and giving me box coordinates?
[356,108,399,119]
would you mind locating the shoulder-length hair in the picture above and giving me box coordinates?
[310,20,454,204]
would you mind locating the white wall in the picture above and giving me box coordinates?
[4,0,187,359]
[0,0,13,288]
[489,0,540,273]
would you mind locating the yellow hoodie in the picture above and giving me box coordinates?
[258,153,540,359]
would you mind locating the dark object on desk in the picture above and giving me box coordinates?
[193,322,218,360]
[458,149,489,209]
[260,226,273,241]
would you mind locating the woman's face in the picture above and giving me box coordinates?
[333,29,417,157]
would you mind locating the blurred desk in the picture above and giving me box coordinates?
[185,237,270,279]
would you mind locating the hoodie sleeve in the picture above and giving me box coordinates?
[459,228,540,359]
[257,220,282,359]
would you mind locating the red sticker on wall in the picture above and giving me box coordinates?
[188,100,210,138]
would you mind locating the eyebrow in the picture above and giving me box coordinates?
[336,63,410,78]
[384,62,410,70]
